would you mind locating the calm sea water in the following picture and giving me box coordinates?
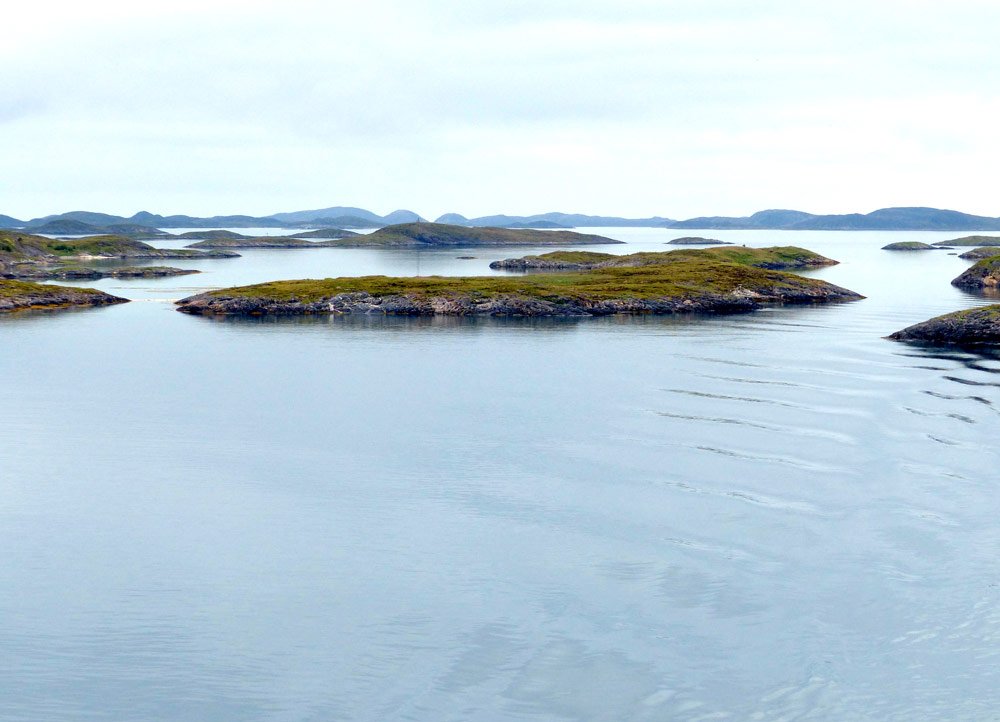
[2,229,999,721]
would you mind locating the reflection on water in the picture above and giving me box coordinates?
[2,229,1000,721]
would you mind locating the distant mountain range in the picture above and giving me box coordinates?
[0,208,426,232]
[4,206,1000,232]
[434,212,674,228]
[666,207,1000,231]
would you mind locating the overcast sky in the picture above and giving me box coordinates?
[4,0,999,220]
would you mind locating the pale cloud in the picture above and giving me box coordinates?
[2,0,1000,219]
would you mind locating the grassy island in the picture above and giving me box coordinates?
[292,222,623,248]
[934,235,1000,247]
[952,257,1000,289]
[881,241,939,251]
[489,246,838,271]
[958,247,1000,260]
[176,247,861,317]
[0,279,129,313]
[186,237,350,249]
[666,236,732,245]
[0,230,236,280]
[889,305,1000,344]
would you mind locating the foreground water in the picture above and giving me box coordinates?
[2,229,999,721]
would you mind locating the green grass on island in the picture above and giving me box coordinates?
[0,279,107,297]
[934,235,1000,247]
[314,222,622,247]
[0,278,128,312]
[497,246,836,269]
[202,250,851,304]
[881,241,938,251]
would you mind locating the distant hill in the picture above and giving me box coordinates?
[498,220,571,229]
[16,205,1000,233]
[436,212,674,227]
[28,219,166,236]
[267,206,424,225]
[435,213,469,225]
[27,210,129,228]
[332,222,623,247]
[128,212,277,229]
[381,209,423,224]
[267,206,384,224]
[667,207,1000,231]
[296,215,381,229]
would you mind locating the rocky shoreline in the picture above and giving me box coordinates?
[889,305,1000,344]
[0,280,129,313]
[6,265,199,281]
[881,241,941,251]
[176,252,862,317]
[489,247,838,272]
[177,286,860,317]
[952,257,1000,290]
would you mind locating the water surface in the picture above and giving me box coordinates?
[2,229,998,721]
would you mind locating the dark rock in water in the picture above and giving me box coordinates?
[667,236,732,245]
[952,257,1000,290]
[889,305,1000,344]
[0,279,129,312]
[881,241,939,251]
[958,247,1000,260]
[456,256,476,259]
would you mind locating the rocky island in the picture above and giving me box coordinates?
[9,265,199,281]
[170,230,248,240]
[176,247,861,318]
[291,228,360,239]
[282,222,623,248]
[889,305,1000,344]
[666,236,732,245]
[933,235,1000,247]
[951,257,1000,290]
[881,241,941,251]
[0,279,128,313]
[489,246,838,271]
[958,247,1000,260]
[185,237,352,249]
[0,231,236,279]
